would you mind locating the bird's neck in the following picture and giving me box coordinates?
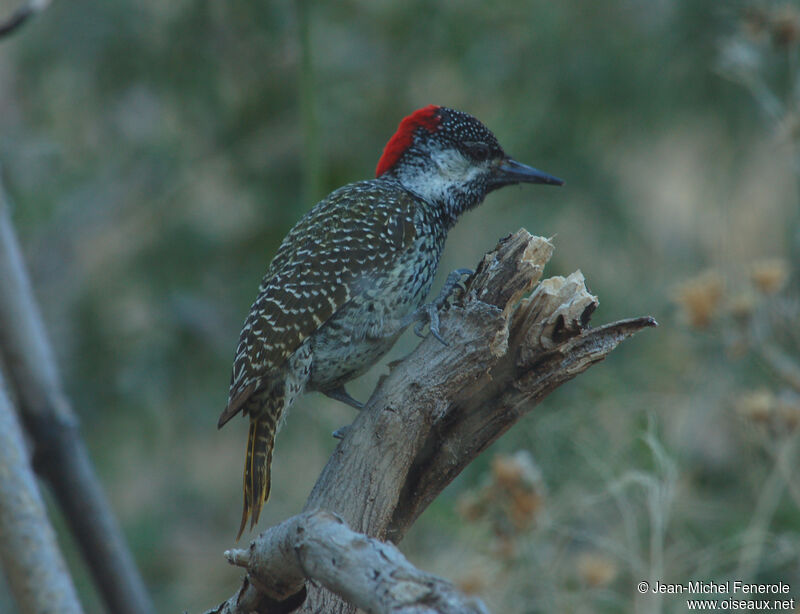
[388,166,484,231]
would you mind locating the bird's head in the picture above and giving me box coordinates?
[376,105,562,224]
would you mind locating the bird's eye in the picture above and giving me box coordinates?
[467,142,491,162]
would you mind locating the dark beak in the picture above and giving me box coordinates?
[490,157,564,188]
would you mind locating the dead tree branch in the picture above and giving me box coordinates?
[210,510,488,614]
[0,369,83,614]
[203,230,656,614]
[0,175,154,614]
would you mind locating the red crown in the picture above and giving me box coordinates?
[376,105,441,177]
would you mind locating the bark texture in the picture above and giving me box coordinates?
[212,511,488,614]
[203,230,656,614]
[0,370,84,614]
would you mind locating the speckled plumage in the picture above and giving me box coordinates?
[219,106,563,539]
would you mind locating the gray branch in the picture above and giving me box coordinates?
[208,510,488,614]
[201,230,656,614]
[0,370,83,614]
[0,176,154,614]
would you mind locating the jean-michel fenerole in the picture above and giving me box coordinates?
[649,580,791,595]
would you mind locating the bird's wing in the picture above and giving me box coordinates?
[219,181,419,426]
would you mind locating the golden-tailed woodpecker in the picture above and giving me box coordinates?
[218,105,563,538]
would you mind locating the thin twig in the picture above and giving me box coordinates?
[0,0,50,39]
[736,431,800,580]
[758,343,800,394]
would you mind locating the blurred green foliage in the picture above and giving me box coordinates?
[1,0,799,612]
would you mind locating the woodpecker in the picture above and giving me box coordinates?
[218,105,562,539]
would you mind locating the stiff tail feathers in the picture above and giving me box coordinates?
[236,415,277,541]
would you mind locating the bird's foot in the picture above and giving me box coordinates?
[409,268,473,346]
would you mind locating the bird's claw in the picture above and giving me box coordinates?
[322,385,364,410]
[414,304,447,346]
[412,268,473,346]
[437,268,473,306]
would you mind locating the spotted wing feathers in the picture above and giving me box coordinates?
[221,180,420,423]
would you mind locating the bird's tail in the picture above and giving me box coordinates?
[237,414,277,541]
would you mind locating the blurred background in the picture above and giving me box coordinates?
[1,0,799,612]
